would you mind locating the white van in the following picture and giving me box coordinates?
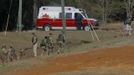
[36,6,98,31]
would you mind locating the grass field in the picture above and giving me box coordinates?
[0,23,134,75]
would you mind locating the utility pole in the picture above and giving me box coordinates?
[17,0,22,32]
[61,0,66,34]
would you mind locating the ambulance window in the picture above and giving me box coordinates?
[66,13,72,19]
[59,13,62,18]
[59,13,72,19]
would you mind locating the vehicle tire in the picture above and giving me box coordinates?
[43,24,51,31]
[84,25,91,31]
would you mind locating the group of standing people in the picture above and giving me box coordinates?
[0,32,65,65]
[40,33,54,55]
[32,32,65,57]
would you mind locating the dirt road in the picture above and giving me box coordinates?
[4,45,134,75]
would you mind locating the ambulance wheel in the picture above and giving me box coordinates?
[43,25,51,31]
[84,26,91,31]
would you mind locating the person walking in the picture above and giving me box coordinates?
[75,13,83,30]
[125,23,132,36]
[32,33,38,57]
[125,17,133,36]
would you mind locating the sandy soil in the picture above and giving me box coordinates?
[5,45,134,75]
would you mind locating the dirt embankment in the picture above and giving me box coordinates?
[5,45,134,75]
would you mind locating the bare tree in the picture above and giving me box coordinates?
[17,0,22,32]
[124,0,134,19]
[99,0,113,26]
[33,0,38,29]
[76,0,82,7]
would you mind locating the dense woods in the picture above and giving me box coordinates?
[0,0,134,31]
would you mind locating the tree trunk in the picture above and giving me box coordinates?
[124,0,134,19]
[33,0,38,29]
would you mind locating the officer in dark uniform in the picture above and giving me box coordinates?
[75,13,83,30]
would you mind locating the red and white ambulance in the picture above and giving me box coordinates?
[36,6,98,31]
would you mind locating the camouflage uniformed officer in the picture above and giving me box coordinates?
[40,33,54,55]
[8,46,17,61]
[40,36,49,55]
[48,33,54,53]
[0,45,8,64]
[19,48,25,59]
[32,33,38,57]
[56,33,65,53]
[57,33,65,45]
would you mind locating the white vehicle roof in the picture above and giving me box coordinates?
[38,6,84,19]
[39,6,80,12]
